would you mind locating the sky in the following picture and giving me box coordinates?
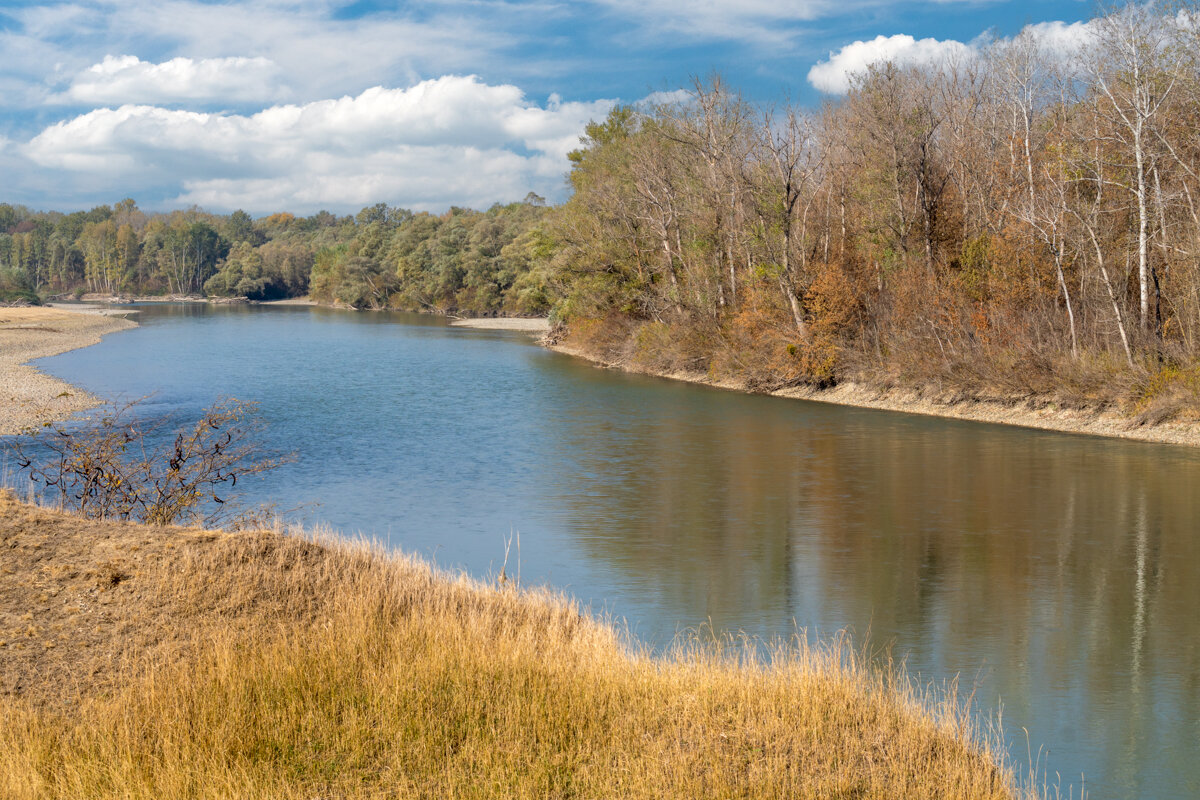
[0,0,1097,215]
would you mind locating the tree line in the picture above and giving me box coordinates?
[0,195,552,316]
[4,3,1200,416]
[545,3,1200,417]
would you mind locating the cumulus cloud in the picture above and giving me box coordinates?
[23,76,615,213]
[175,150,540,213]
[53,55,285,106]
[807,19,1101,95]
[807,34,974,94]
[0,0,513,111]
[1020,20,1094,59]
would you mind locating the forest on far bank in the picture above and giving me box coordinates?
[0,195,553,316]
[5,3,1200,420]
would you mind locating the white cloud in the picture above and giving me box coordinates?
[807,34,974,94]
[806,19,1102,95]
[23,75,615,213]
[0,0,1105,213]
[636,89,692,108]
[0,0,516,111]
[176,149,539,212]
[54,55,285,106]
[1020,20,1094,59]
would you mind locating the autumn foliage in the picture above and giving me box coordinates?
[545,5,1200,420]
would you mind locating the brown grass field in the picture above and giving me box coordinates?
[0,491,1030,799]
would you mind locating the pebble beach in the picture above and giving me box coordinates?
[0,305,136,435]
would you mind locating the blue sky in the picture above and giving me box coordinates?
[0,0,1096,214]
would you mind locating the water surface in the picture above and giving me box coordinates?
[25,303,1200,799]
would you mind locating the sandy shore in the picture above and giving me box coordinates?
[548,342,1200,447]
[45,302,140,315]
[66,293,207,304]
[0,306,136,436]
[450,317,550,333]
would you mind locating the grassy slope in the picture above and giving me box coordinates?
[0,493,1023,799]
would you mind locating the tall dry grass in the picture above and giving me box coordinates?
[0,516,1028,799]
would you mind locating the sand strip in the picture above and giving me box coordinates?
[450,317,550,333]
[0,306,137,436]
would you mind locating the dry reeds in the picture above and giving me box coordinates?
[0,498,1028,799]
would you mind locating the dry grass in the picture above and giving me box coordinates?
[0,493,1025,799]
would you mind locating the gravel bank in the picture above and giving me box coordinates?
[0,306,136,436]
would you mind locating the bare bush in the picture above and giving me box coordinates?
[9,398,287,527]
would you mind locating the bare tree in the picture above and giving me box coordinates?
[996,29,1080,357]
[1087,5,1182,333]
[754,107,825,340]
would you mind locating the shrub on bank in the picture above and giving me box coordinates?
[0,267,40,305]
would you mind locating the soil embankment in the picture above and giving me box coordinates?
[547,341,1200,447]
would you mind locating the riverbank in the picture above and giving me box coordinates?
[548,342,1200,447]
[263,298,548,323]
[61,293,209,304]
[259,297,318,306]
[0,306,136,436]
[0,492,1023,798]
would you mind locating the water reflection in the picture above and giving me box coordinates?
[533,358,1200,798]
[26,303,1200,799]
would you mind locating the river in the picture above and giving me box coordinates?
[22,303,1200,798]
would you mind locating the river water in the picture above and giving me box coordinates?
[21,303,1200,798]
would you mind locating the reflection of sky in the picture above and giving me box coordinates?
[27,303,1200,800]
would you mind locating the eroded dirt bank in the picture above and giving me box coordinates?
[547,342,1200,447]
